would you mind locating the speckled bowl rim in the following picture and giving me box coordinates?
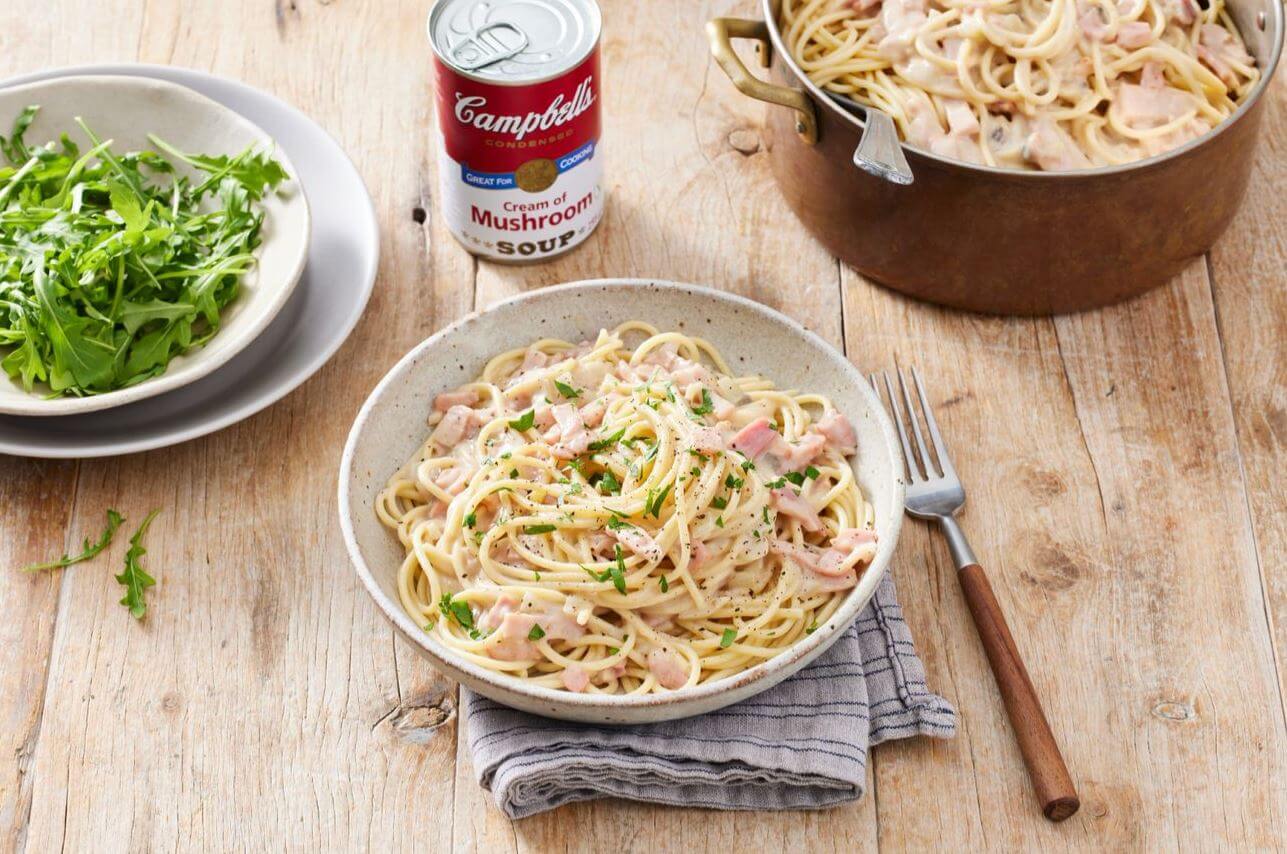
[338,279,906,719]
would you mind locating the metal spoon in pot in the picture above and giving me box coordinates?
[830,94,914,186]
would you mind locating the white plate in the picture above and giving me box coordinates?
[0,75,311,416]
[0,64,377,457]
[339,280,906,723]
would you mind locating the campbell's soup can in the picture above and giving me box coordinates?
[428,0,604,263]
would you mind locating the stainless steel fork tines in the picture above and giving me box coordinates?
[869,367,974,567]
[870,366,1080,823]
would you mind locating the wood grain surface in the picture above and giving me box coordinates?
[0,1,1282,851]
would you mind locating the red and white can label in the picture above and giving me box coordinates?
[433,50,603,261]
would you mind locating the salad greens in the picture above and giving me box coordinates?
[19,508,123,573]
[0,106,288,397]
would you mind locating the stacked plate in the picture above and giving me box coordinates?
[0,65,378,458]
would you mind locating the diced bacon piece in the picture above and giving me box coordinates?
[1115,21,1152,49]
[730,417,778,458]
[710,392,737,421]
[773,432,827,470]
[432,466,471,497]
[670,360,709,390]
[817,528,879,576]
[641,343,678,369]
[534,601,586,641]
[479,594,520,631]
[612,525,663,563]
[1197,24,1254,88]
[815,410,858,455]
[770,538,820,571]
[690,426,725,454]
[521,348,551,371]
[489,612,539,662]
[433,389,477,412]
[579,397,607,429]
[771,487,824,532]
[430,405,479,449]
[1078,6,1109,40]
[647,649,689,690]
[1117,82,1194,128]
[532,401,555,429]
[1164,0,1197,25]
[562,664,590,692]
[1023,119,1091,171]
[1140,61,1166,89]
[550,403,590,459]
[606,661,628,679]
[689,539,711,570]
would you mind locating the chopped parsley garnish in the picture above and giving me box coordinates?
[806,621,819,635]
[463,512,476,528]
[533,571,541,581]
[715,516,725,528]
[724,474,744,490]
[508,409,535,431]
[805,465,820,480]
[595,469,622,495]
[720,628,737,648]
[690,466,701,477]
[606,516,634,531]
[473,530,485,544]
[589,428,626,451]
[439,593,474,630]
[554,379,580,399]
[711,496,728,510]
[784,471,806,487]
[645,483,672,518]
[510,468,520,478]
[610,545,628,594]
[741,459,755,471]
[766,476,787,489]
[524,524,557,534]
[659,575,669,592]
[691,387,714,415]
[527,624,546,641]
[608,646,621,655]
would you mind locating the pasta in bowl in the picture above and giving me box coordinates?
[378,323,876,696]
[340,281,905,723]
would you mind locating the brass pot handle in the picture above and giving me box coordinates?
[705,17,818,144]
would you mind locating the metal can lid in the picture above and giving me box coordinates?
[428,0,601,84]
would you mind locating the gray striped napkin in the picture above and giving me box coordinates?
[464,572,957,818]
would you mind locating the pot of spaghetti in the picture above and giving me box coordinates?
[707,0,1282,314]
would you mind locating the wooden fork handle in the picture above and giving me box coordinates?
[958,563,1080,822]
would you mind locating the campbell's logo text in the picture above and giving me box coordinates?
[453,77,596,142]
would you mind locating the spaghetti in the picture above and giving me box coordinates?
[781,0,1259,169]
[377,323,877,695]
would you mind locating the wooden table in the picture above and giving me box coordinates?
[2,1,1283,850]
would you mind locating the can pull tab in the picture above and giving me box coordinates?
[450,22,528,70]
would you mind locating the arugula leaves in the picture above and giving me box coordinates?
[19,509,123,572]
[116,509,160,620]
[0,107,288,397]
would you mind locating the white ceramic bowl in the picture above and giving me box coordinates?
[339,280,906,723]
[0,75,310,416]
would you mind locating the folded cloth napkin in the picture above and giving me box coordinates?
[464,573,957,818]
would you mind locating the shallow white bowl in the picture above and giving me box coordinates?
[339,280,906,723]
[0,75,310,416]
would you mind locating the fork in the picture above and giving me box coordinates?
[872,367,1080,823]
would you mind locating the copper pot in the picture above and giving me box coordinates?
[707,2,1284,315]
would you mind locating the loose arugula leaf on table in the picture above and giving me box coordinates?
[0,106,288,397]
[18,509,124,573]
[116,509,160,620]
